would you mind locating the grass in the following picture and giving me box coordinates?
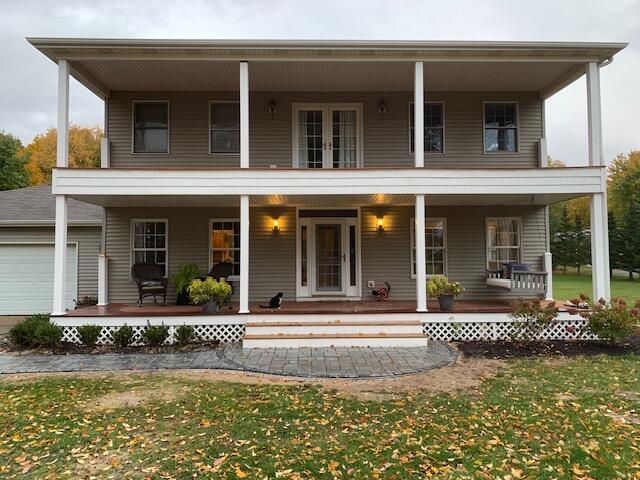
[1,357,639,479]
[554,267,640,304]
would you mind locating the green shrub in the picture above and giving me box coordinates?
[426,276,464,298]
[509,300,559,340]
[112,324,134,348]
[581,298,639,343]
[76,324,102,347]
[9,314,62,348]
[142,322,170,347]
[187,277,233,306]
[172,263,202,293]
[175,324,196,346]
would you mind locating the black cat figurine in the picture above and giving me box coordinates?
[260,292,283,309]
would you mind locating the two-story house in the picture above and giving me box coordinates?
[30,39,625,347]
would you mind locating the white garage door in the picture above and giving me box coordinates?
[0,244,77,315]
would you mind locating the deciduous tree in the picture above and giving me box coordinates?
[0,131,29,191]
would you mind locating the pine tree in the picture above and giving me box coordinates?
[622,196,640,279]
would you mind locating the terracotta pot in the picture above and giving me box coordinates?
[438,294,455,312]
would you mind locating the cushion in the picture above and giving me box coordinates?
[502,262,531,279]
[486,277,512,290]
[141,280,163,288]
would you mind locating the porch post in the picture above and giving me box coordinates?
[239,195,250,313]
[52,59,69,315]
[544,252,553,301]
[97,253,108,306]
[414,61,424,168]
[586,61,610,300]
[239,61,249,169]
[415,194,427,312]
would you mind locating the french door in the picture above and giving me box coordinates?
[293,104,362,169]
[297,216,360,298]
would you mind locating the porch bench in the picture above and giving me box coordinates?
[486,267,548,294]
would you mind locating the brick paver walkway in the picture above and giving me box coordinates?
[0,341,458,378]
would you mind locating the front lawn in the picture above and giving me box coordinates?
[554,268,640,304]
[1,356,639,478]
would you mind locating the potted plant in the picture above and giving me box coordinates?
[172,263,201,305]
[187,277,233,313]
[427,276,464,312]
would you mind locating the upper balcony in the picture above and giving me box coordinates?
[30,38,626,173]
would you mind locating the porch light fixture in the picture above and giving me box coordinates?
[376,216,385,232]
[377,99,386,118]
[272,217,280,233]
[268,98,278,118]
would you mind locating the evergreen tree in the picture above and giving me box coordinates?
[608,212,626,277]
[0,131,29,191]
[573,214,590,275]
[622,196,640,279]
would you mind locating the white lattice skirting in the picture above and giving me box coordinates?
[422,315,597,342]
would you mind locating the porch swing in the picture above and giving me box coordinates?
[484,207,549,295]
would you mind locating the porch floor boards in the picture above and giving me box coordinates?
[63,299,565,317]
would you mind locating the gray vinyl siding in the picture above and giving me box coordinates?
[107,91,542,169]
[0,226,101,299]
[104,207,296,304]
[104,205,546,304]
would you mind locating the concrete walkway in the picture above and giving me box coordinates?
[0,341,458,378]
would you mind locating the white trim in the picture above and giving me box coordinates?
[485,216,522,269]
[544,252,553,301]
[57,60,69,168]
[482,101,520,154]
[130,218,169,277]
[239,195,250,312]
[414,62,424,167]
[52,195,68,315]
[239,62,249,168]
[100,137,110,168]
[408,101,446,156]
[415,195,427,311]
[410,217,448,279]
[0,240,79,313]
[208,100,240,156]
[53,166,607,197]
[131,100,170,154]
[586,62,604,167]
[291,103,364,169]
[208,217,241,281]
[590,193,608,301]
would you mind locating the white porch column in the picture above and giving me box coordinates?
[586,61,611,300]
[52,60,70,315]
[544,252,553,301]
[414,62,424,168]
[239,61,249,168]
[415,194,427,312]
[97,253,108,306]
[239,195,250,313]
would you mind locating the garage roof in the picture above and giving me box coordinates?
[0,185,102,226]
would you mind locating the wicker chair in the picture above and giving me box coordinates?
[201,262,235,300]
[132,263,168,306]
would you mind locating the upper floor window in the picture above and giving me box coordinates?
[486,217,521,270]
[210,102,240,154]
[409,102,444,154]
[133,102,169,153]
[484,103,518,153]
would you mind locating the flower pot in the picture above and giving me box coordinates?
[176,289,191,306]
[202,298,221,314]
[438,294,455,312]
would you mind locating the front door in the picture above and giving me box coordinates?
[314,223,344,294]
[293,104,362,169]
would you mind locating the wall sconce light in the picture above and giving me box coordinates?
[377,99,386,118]
[376,216,385,232]
[272,217,280,233]
[268,98,278,118]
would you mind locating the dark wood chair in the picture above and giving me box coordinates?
[132,263,168,306]
[202,262,235,300]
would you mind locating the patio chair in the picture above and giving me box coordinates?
[132,263,168,306]
[202,261,235,299]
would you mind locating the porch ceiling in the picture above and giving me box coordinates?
[28,38,626,99]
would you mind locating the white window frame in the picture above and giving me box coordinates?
[208,100,240,155]
[291,103,364,169]
[131,100,170,154]
[408,101,446,155]
[130,218,169,278]
[482,101,519,154]
[410,217,448,279]
[485,216,522,269]
[209,218,241,281]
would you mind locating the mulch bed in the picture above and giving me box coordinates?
[456,334,640,359]
[0,340,220,356]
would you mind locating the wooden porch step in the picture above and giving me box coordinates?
[242,332,430,348]
[244,332,427,339]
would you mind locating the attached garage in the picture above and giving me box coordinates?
[0,186,102,316]
[0,244,78,315]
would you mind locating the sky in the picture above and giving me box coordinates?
[0,0,638,166]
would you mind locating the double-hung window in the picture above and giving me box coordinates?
[409,102,444,154]
[486,217,521,270]
[484,102,518,153]
[411,218,447,277]
[132,219,168,275]
[210,102,240,154]
[210,219,241,278]
[133,102,169,153]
